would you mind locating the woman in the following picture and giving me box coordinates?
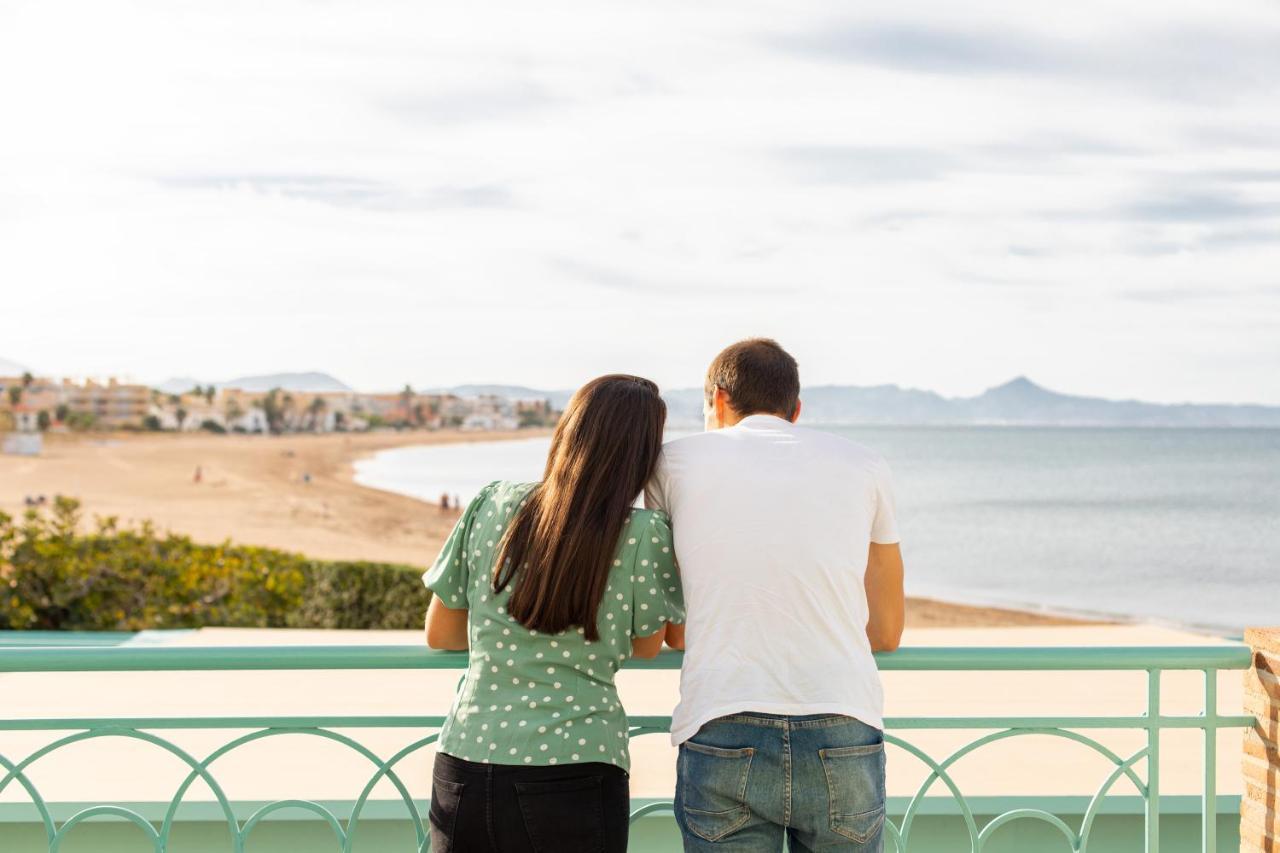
[424,374,685,853]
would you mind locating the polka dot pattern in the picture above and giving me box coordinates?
[423,481,684,771]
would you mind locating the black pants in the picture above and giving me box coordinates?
[430,751,631,853]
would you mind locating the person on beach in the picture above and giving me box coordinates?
[424,374,685,853]
[646,338,905,853]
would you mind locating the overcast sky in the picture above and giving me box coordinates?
[2,0,1278,403]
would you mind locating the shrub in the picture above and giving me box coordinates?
[289,561,427,629]
[0,498,429,631]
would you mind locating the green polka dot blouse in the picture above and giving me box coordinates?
[423,480,685,771]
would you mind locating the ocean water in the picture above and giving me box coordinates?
[354,427,1280,634]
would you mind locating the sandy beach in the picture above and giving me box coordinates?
[0,431,1095,628]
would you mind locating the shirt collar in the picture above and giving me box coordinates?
[736,413,794,428]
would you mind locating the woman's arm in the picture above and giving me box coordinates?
[632,620,685,658]
[631,628,665,658]
[425,597,469,650]
[865,542,905,652]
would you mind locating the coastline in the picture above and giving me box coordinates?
[0,429,539,566]
[0,431,1101,629]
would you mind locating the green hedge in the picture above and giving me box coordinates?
[0,497,429,631]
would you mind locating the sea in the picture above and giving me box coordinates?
[354,427,1280,635]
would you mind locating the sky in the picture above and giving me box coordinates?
[1,0,1278,403]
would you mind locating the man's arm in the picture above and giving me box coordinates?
[865,542,904,652]
[425,597,469,650]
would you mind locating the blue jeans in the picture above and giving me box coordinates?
[674,713,885,852]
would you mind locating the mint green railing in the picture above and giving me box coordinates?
[0,644,1253,852]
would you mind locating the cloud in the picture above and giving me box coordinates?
[382,83,561,125]
[1200,169,1280,184]
[974,133,1146,162]
[547,257,793,298]
[157,175,515,211]
[775,23,1062,75]
[774,21,1280,99]
[1121,284,1280,304]
[1039,186,1280,226]
[1120,190,1280,223]
[1199,228,1280,250]
[774,146,958,184]
[1185,124,1280,149]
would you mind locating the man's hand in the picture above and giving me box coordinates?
[865,542,905,652]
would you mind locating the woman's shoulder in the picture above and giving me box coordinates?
[625,506,672,536]
[471,480,537,509]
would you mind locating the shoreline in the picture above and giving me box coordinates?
[0,429,541,567]
[1,431,1102,629]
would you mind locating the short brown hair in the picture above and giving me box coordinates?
[705,338,800,419]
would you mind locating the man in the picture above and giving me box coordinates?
[646,338,904,852]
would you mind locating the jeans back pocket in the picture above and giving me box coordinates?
[515,775,605,853]
[428,777,466,853]
[679,741,755,842]
[818,742,886,844]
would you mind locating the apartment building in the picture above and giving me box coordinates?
[64,379,150,428]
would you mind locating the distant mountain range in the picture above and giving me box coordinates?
[44,365,1280,427]
[663,377,1280,427]
[156,372,354,394]
[0,356,32,376]
[442,377,1280,428]
[407,376,1280,425]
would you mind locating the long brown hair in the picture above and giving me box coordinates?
[493,375,666,640]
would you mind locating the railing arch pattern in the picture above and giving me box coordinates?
[0,644,1253,852]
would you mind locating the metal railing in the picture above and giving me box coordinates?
[0,644,1254,852]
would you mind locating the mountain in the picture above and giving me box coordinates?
[437,385,574,407]
[953,377,1280,427]
[0,356,32,376]
[145,372,1279,426]
[156,372,353,394]
[154,376,206,394]
[219,372,353,393]
[665,377,1280,427]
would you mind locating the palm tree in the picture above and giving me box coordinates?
[307,397,327,432]
[399,384,415,426]
[21,372,34,389]
[175,407,188,430]
[262,389,284,434]
[7,385,21,406]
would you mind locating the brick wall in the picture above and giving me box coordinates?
[1243,627,1280,852]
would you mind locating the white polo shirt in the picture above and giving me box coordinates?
[645,414,900,745]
